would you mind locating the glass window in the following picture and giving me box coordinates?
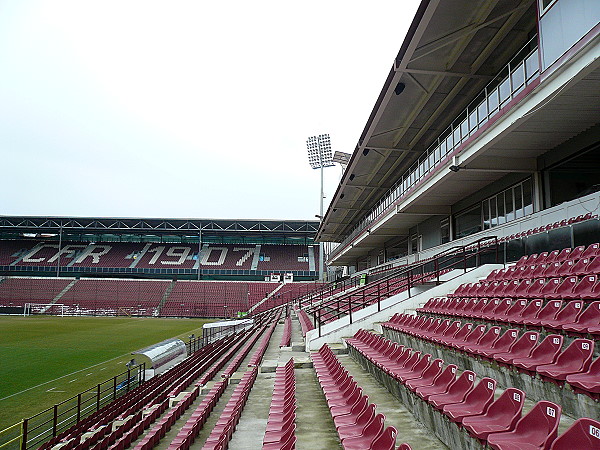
[440,218,450,244]
[453,127,461,147]
[490,197,498,227]
[523,181,533,215]
[511,65,525,94]
[505,189,514,222]
[499,77,511,105]
[525,52,539,80]
[497,192,506,225]
[483,200,491,230]
[446,134,454,153]
[468,109,478,133]
[454,205,482,238]
[460,119,469,141]
[515,184,523,219]
[488,89,499,114]
[477,100,488,125]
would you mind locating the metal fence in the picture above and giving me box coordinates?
[0,364,145,450]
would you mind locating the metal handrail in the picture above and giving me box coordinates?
[310,237,499,337]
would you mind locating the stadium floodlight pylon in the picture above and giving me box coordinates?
[307,133,334,281]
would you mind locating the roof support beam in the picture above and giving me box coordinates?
[399,68,494,80]
[409,2,533,63]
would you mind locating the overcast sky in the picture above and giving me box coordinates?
[0,0,420,221]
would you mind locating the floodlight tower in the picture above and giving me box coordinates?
[306,133,334,281]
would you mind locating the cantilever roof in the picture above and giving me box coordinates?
[318,0,537,242]
[0,215,319,237]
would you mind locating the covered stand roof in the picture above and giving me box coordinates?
[132,338,187,375]
[318,0,538,243]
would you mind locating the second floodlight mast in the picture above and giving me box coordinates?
[306,133,334,281]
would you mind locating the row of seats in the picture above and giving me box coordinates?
[311,345,399,450]
[383,314,599,394]
[41,335,237,450]
[492,213,597,243]
[296,308,314,337]
[347,330,600,449]
[165,380,228,450]
[247,316,281,367]
[202,367,259,449]
[262,358,296,449]
[280,315,292,347]
[418,297,600,336]
[449,274,600,300]
[514,244,600,267]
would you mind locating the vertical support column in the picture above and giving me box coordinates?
[21,420,28,450]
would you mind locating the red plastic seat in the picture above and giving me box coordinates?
[428,370,475,410]
[455,324,487,351]
[580,243,600,259]
[369,426,397,450]
[462,388,525,441]
[523,300,563,327]
[396,354,432,383]
[442,377,497,423]
[511,299,543,325]
[474,328,519,359]
[462,326,501,354]
[414,364,457,400]
[553,276,579,300]
[341,413,385,450]
[512,334,564,374]
[584,257,600,275]
[568,257,592,276]
[549,417,600,450]
[498,299,528,323]
[334,402,375,429]
[405,359,444,391]
[566,356,600,398]
[484,299,511,321]
[537,338,594,383]
[540,301,584,331]
[487,401,561,450]
[440,323,473,347]
[561,301,599,334]
[337,404,377,440]
[493,331,539,365]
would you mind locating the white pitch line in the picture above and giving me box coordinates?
[68,379,77,383]
[0,353,130,402]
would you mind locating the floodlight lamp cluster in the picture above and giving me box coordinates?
[307,134,335,169]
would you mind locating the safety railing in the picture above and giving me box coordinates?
[329,36,540,262]
[17,364,145,450]
[310,237,500,337]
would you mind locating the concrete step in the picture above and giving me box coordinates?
[336,353,448,450]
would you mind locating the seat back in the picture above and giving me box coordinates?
[461,377,496,409]
[512,401,561,448]
[518,299,543,320]
[549,417,600,450]
[553,339,594,371]
[575,301,600,326]
[504,299,528,320]
[446,370,475,397]
[507,331,539,357]
[490,329,519,353]
[430,364,457,390]
[371,426,397,450]
[485,388,525,425]
[535,300,563,321]
[526,334,564,362]
[362,413,386,440]
[553,301,584,323]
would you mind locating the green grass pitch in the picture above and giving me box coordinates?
[0,315,212,431]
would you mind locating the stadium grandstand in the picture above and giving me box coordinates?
[0,217,322,318]
[1,1,599,450]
